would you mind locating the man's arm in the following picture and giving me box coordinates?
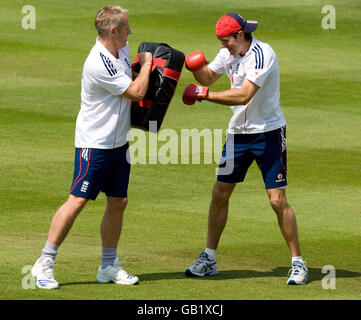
[182,78,259,106]
[123,52,152,102]
[207,79,259,105]
[185,51,222,86]
[193,66,222,86]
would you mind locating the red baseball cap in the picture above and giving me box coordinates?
[216,13,258,37]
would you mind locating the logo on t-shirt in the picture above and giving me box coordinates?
[100,52,118,76]
[251,44,264,70]
[123,57,132,69]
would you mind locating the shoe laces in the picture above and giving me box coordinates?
[288,263,307,276]
[112,260,137,279]
[113,259,127,272]
[193,253,209,267]
[41,259,56,279]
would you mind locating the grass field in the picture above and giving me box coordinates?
[1,0,360,301]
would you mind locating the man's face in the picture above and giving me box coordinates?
[112,15,132,49]
[217,33,241,55]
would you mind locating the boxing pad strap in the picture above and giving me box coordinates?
[132,55,181,81]
[163,67,181,81]
[138,98,153,109]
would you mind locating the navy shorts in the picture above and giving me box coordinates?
[217,126,287,189]
[70,143,130,200]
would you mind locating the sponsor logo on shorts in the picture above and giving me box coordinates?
[82,148,89,161]
[275,173,285,183]
[80,180,89,193]
[280,127,286,152]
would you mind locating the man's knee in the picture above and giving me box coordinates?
[67,194,88,211]
[107,197,128,211]
[270,197,285,211]
[267,189,288,211]
[212,181,235,203]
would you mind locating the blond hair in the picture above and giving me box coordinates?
[94,6,129,38]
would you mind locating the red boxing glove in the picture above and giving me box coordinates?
[182,83,209,105]
[185,51,209,72]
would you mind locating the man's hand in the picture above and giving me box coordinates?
[138,51,153,67]
[185,51,209,72]
[182,83,209,105]
[123,52,153,102]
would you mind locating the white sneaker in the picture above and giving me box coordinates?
[185,252,218,277]
[96,257,139,285]
[287,261,308,285]
[31,257,59,289]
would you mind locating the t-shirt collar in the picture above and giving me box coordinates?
[95,37,118,60]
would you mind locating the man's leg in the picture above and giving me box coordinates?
[266,188,301,257]
[186,181,236,277]
[97,196,139,285]
[267,188,309,284]
[207,181,237,250]
[100,196,128,248]
[47,194,88,246]
[32,194,87,289]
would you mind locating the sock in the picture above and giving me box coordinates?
[40,241,59,262]
[101,248,117,269]
[292,256,304,265]
[205,248,217,260]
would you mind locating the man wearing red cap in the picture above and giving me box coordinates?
[183,13,308,285]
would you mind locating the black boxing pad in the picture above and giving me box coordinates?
[131,42,185,132]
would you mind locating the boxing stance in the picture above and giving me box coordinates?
[183,13,308,285]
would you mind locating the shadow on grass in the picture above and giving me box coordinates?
[139,267,361,284]
[61,281,99,287]
[60,267,361,286]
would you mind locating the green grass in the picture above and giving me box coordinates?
[1,0,360,300]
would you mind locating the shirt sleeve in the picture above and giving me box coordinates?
[94,55,132,96]
[246,44,277,88]
[208,48,229,75]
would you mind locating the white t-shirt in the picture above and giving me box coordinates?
[75,38,133,149]
[208,35,286,134]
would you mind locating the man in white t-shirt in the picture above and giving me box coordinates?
[31,6,153,289]
[183,13,308,285]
